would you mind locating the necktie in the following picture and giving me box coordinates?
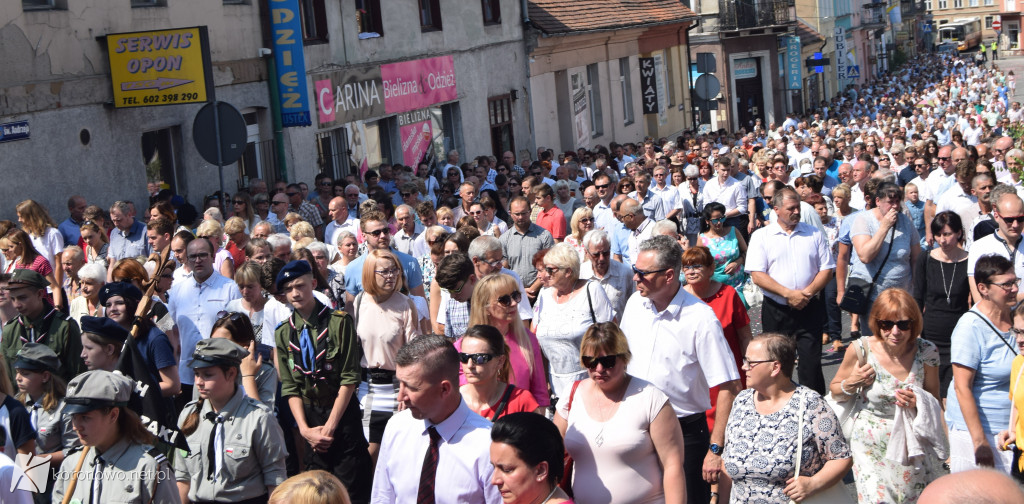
[30,404,39,431]
[417,426,442,504]
[91,456,105,504]
[205,412,225,480]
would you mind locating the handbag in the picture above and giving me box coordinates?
[823,337,869,439]
[558,380,582,497]
[789,392,856,504]
[840,226,895,315]
[742,275,764,308]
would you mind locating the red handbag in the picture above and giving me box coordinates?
[558,380,582,497]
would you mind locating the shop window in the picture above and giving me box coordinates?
[131,0,165,6]
[300,0,329,43]
[586,63,603,137]
[317,128,352,180]
[357,0,384,37]
[985,16,993,29]
[419,0,442,31]
[482,0,501,25]
[141,127,183,196]
[237,112,280,188]
[23,0,58,9]
[619,57,635,126]
[488,95,514,158]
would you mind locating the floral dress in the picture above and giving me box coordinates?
[723,386,851,503]
[850,337,946,504]
[699,227,747,306]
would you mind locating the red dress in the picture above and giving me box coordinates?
[701,283,749,431]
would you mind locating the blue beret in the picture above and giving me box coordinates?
[275,260,312,291]
[98,282,143,306]
[80,316,131,344]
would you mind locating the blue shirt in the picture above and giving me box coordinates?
[108,219,150,261]
[945,309,1017,433]
[344,248,424,296]
[58,218,82,247]
[610,222,633,266]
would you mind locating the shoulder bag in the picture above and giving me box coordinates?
[558,380,582,497]
[823,337,870,439]
[790,391,856,504]
[840,226,895,315]
[489,384,516,421]
[968,311,1019,355]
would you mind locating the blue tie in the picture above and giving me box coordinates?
[299,327,316,370]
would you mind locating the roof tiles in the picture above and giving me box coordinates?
[528,0,698,35]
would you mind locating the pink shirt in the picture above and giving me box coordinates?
[455,328,551,407]
[535,206,567,240]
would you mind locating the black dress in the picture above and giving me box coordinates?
[912,252,970,398]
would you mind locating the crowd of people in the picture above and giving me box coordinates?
[6,49,1024,504]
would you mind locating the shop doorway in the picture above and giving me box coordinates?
[734,58,765,130]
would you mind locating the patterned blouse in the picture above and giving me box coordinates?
[723,385,851,503]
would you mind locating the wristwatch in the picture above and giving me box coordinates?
[709,443,724,455]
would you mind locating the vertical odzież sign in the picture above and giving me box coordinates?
[270,0,312,127]
[786,36,802,90]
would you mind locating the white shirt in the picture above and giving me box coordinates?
[966,231,1024,283]
[29,227,64,271]
[324,216,360,247]
[371,399,501,504]
[908,175,933,203]
[701,176,748,215]
[651,183,681,212]
[745,221,835,305]
[849,183,867,210]
[594,200,617,232]
[936,184,978,216]
[391,224,424,256]
[621,286,740,416]
[580,259,635,320]
[627,218,656,267]
[411,224,455,258]
[167,272,241,384]
[0,452,32,504]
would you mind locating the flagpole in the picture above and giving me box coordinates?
[59,445,89,504]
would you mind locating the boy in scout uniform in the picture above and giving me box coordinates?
[52,370,178,504]
[175,338,287,504]
[1,269,83,383]
[274,260,372,504]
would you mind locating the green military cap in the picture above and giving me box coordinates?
[8,269,49,289]
[64,370,134,415]
[190,338,249,369]
[12,342,62,374]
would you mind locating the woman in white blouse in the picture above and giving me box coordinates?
[700,157,748,231]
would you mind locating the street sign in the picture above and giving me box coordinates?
[847,65,861,79]
[106,27,213,108]
[993,19,1001,31]
[694,74,721,101]
[193,101,247,199]
[0,121,29,143]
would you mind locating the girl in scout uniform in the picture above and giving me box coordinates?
[13,343,78,498]
[52,370,178,504]
[176,338,288,504]
[198,312,278,408]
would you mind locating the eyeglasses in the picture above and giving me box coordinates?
[742,358,774,368]
[441,279,467,297]
[495,290,522,307]
[579,218,594,224]
[272,201,287,206]
[1012,327,1024,336]
[478,256,503,268]
[987,279,1019,291]
[876,319,912,331]
[543,266,561,276]
[187,252,211,262]
[469,210,483,216]
[594,183,610,190]
[285,192,299,197]
[581,354,619,370]
[365,227,390,237]
[458,353,495,365]
[374,268,399,279]
[681,264,703,272]
[632,265,670,280]
[588,249,611,258]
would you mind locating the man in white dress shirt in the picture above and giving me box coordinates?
[372,335,501,503]
[324,196,360,248]
[746,186,834,394]
[579,229,633,321]
[620,235,741,504]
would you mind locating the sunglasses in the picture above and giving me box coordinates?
[285,192,299,197]
[632,265,670,280]
[543,266,561,276]
[495,290,522,307]
[594,183,610,190]
[459,353,495,365]
[272,201,287,206]
[441,279,467,297]
[1001,214,1024,225]
[401,193,413,198]
[710,217,726,225]
[876,319,912,331]
[366,228,390,237]
[581,354,619,370]
[232,200,246,205]
[216,311,246,322]
[579,218,594,223]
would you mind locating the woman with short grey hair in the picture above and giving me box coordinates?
[69,262,106,324]
[532,243,614,399]
[679,164,704,246]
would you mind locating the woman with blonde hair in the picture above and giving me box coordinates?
[196,219,235,278]
[468,273,550,408]
[563,207,595,261]
[355,249,420,463]
[231,190,260,232]
[270,470,351,504]
[16,199,64,284]
[1,228,61,307]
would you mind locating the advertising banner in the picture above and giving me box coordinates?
[106,27,212,108]
[313,65,385,127]
[399,112,434,168]
[269,0,312,127]
[786,36,802,90]
[381,55,458,115]
[640,57,658,114]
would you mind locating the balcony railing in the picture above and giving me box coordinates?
[863,5,887,27]
[718,0,794,31]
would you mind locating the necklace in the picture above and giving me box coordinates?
[593,378,629,447]
[938,256,957,305]
[539,486,559,504]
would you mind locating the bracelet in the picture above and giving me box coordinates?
[840,379,856,396]
[242,374,256,378]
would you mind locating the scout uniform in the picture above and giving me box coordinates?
[273,260,372,503]
[12,343,78,455]
[51,371,178,504]
[175,338,287,504]
[1,269,83,383]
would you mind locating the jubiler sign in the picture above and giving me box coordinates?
[106,27,213,108]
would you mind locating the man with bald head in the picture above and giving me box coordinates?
[967,192,1024,301]
[325,196,359,247]
[918,469,1024,503]
[849,160,872,210]
[619,198,655,268]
